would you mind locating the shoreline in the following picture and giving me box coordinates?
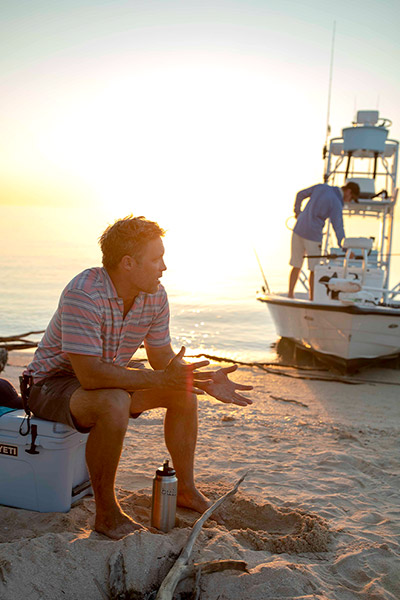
[0,350,399,599]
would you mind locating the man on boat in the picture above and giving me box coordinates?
[24,216,253,540]
[288,181,360,300]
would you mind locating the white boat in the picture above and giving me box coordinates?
[257,110,400,370]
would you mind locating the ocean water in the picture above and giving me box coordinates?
[3,204,400,365]
[0,205,283,363]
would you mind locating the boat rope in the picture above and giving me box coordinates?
[187,352,400,386]
[187,353,361,384]
[187,352,325,370]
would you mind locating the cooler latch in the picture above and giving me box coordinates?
[25,424,40,455]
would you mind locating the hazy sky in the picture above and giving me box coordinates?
[1,0,400,278]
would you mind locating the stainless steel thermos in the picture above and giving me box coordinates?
[151,459,178,532]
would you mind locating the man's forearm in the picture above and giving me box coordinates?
[70,356,165,391]
[68,346,209,395]
[331,211,345,247]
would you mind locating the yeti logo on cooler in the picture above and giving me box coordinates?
[0,443,18,457]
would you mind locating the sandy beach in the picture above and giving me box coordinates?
[0,350,399,599]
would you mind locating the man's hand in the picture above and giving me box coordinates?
[194,365,253,407]
[163,346,210,394]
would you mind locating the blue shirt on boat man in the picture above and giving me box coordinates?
[288,181,360,300]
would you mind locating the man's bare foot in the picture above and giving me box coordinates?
[95,510,147,540]
[177,488,211,514]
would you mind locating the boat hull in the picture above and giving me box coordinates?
[258,294,400,363]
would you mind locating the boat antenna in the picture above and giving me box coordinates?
[254,249,271,293]
[323,21,336,161]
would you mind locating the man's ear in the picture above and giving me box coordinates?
[120,255,137,270]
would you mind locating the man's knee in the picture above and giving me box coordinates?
[72,387,131,429]
[98,388,131,422]
[166,390,198,411]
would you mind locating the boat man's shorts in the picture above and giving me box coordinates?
[290,232,321,271]
[28,373,142,433]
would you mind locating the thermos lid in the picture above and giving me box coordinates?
[156,459,176,477]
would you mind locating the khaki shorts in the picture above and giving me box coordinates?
[290,232,322,271]
[29,374,141,433]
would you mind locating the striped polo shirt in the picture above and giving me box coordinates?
[26,267,171,383]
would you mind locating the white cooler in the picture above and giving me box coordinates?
[0,409,92,512]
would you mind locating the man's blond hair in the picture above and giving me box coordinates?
[99,215,165,270]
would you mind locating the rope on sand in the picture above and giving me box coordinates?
[255,363,362,385]
[187,352,327,370]
[187,352,362,384]
[187,352,400,386]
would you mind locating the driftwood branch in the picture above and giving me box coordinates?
[182,558,249,598]
[0,330,45,352]
[180,559,248,579]
[0,330,45,342]
[0,342,39,351]
[155,473,247,600]
[193,564,202,600]
[105,548,248,599]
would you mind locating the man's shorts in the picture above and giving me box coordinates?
[28,374,142,433]
[28,374,87,432]
[289,232,322,271]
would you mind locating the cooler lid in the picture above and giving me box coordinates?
[0,410,87,449]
